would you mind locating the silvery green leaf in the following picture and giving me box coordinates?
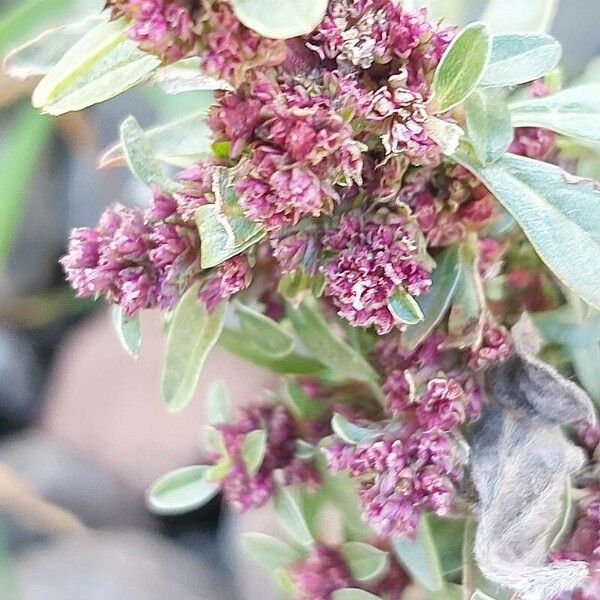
[240,532,303,570]
[230,0,328,39]
[465,89,513,164]
[146,465,219,515]
[341,542,389,582]
[119,115,180,194]
[100,110,213,170]
[482,0,559,33]
[429,516,466,576]
[32,17,160,115]
[471,592,496,600]
[294,440,315,460]
[431,22,492,113]
[234,302,294,359]
[285,381,322,419]
[147,57,233,94]
[160,285,227,413]
[402,245,461,351]
[426,117,464,156]
[453,147,600,309]
[549,482,575,550]
[240,430,267,475]
[570,343,600,404]
[331,413,379,445]
[206,380,230,425]
[480,33,561,87]
[4,14,103,80]
[332,590,382,600]
[111,306,141,359]
[533,305,600,348]
[510,84,600,147]
[388,288,424,326]
[273,486,314,547]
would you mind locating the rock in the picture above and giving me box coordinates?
[42,308,277,493]
[13,529,234,600]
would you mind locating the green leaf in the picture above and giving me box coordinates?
[431,22,491,113]
[392,514,446,592]
[273,486,314,546]
[235,302,294,358]
[471,592,497,600]
[286,298,380,386]
[146,465,219,515]
[332,590,382,600]
[341,542,389,583]
[219,328,325,374]
[533,306,600,348]
[454,148,600,309]
[230,0,328,39]
[0,104,52,267]
[32,17,160,115]
[465,89,514,164]
[241,430,267,475]
[482,0,559,33]
[480,33,561,87]
[510,85,600,148]
[111,306,141,359]
[284,381,322,419]
[549,482,575,550]
[206,380,230,425]
[100,110,213,170]
[331,413,378,445]
[570,343,600,404]
[402,245,461,351]
[429,516,467,576]
[240,532,303,570]
[119,115,180,194]
[388,288,424,326]
[426,117,464,156]
[161,285,227,412]
[148,56,232,94]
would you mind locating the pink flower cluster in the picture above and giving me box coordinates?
[321,214,432,334]
[213,404,319,511]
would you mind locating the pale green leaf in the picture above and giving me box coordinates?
[230,0,328,40]
[549,482,575,550]
[426,116,464,156]
[454,147,600,309]
[111,306,141,359]
[284,381,322,419]
[570,343,600,404]
[161,285,226,412]
[206,380,230,425]
[471,592,497,600]
[146,465,219,515]
[402,245,461,351]
[240,532,303,570]
[388,288,424,326]
[241,430,267,475]
[273,487,314,546]
[392,514,446,592]
[465,88,513,164]
[341,542,389,582]
[332,589,382,600]
[480,33,561,87]
[510,85,600,147]
[331,413,378,445]
[119,115,180,194]
[429,516,466,576]
[533,306,600,348]
[431,22,491,113]
[482,0,559,33]
[235,302,294,358]
[32,17,160,115]
[148,56,232,94]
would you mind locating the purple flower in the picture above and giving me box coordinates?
[199,255,251,312]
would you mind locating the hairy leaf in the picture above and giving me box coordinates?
[235,302,294,358]
[148,57,232,94]
[111,307,141,359]
[482,0,559,33]
[273,486,314,546]
[240,532,303,570]
[341,542,389,582]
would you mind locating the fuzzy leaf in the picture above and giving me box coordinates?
[230,0,328,39]
[482,0,559,33]
[341,542,389,583]
[148,57,232,94]
[206,380,230,425]
[388,288,425,326]
[241,430,267,475]
[510,84,600,147]
[287,298,380,386]
[465,89,513,164]
[402,245,461,350]
[235,302,294,358]
[331,413,379,445]
[146,465,219,515]
[533,305,600,348]
[454,148,600,310]
[240,532,303,570]
[480,33,561,87]
[161,286,226,412]
[426,117,464,156]
[111,307,141,359]
[273,487,314,547]
[332,590,382,600]
[32,17,160,115]
[431,22,491,113]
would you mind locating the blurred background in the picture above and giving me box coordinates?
[0,1,598,598]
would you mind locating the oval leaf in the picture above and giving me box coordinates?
[240,532,303,570]
[454,148,600,309]
[32,17,160,115]
[206,380,231,425]
[341,542,389,583]
[147,465,219,515]
[482,0,559,33]
[331,413,378,446]
[241,430,267,475]
[431,22,491,113]
[510,84,600,147]
[161,285,227,412]
[111,306,141,359]
[388,288,424,326]
[230,0,328,40]
[235,302,294,358]
[332,590,382,600]
[273,486,314,547]
[480,33,561,87]
[465,88,514,164]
